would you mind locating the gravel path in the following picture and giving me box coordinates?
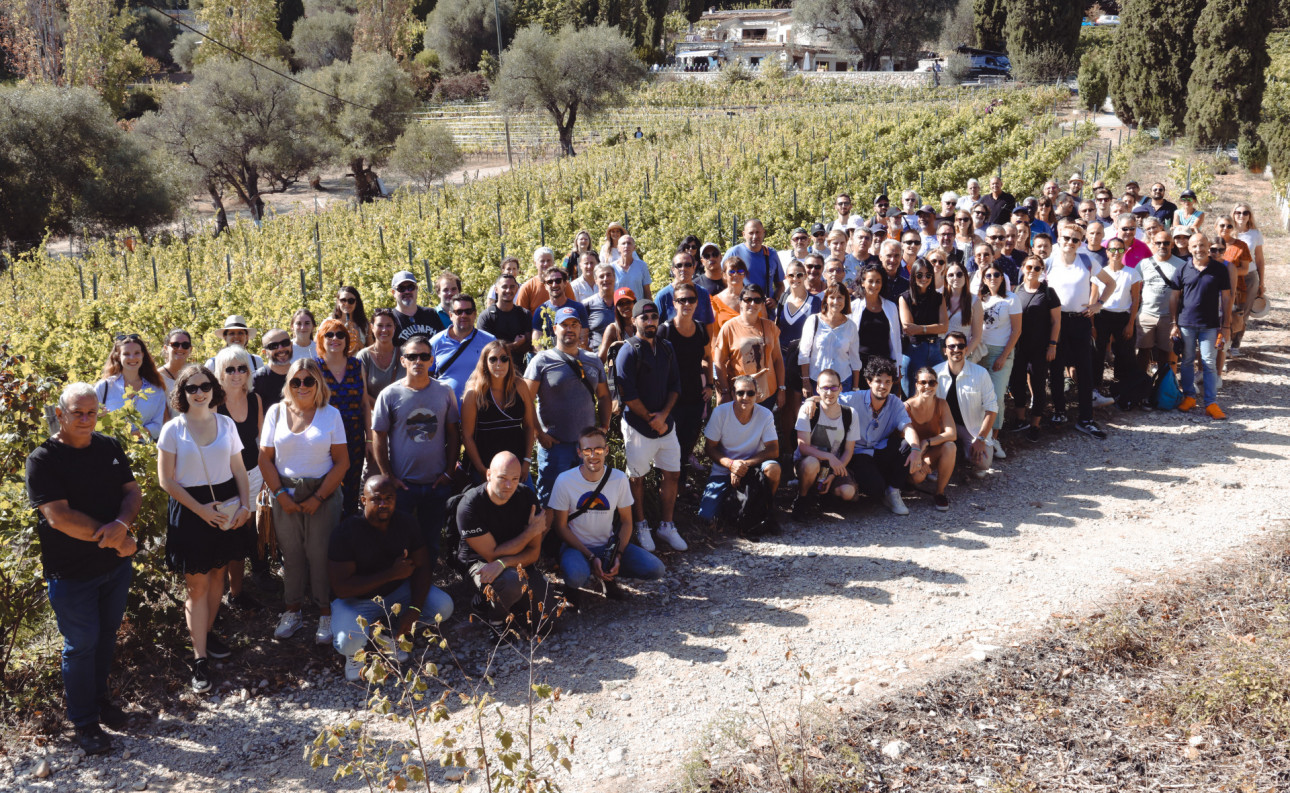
[6,153,1288,793]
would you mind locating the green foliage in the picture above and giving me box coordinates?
[1184,0,1276,148]
[478,49,499,80]
[718,58,754,85]
[432,71,490,101]
[405,48,442,99]
[424,0,514,73]
[171,31,201,72]
[1010,42,1074,82]
[972,0,1008,50]
[1238,131,1268,172]
[0,84,181,250]
[757,57,787,81]
[277,0,307,41]
[792,0,960,69]
[1108,0,1202,135]
[391,122,464,189]
[1077,49,1108,112]
[1259,32,1290,186]
[353,0,418,60]
[196,0,289,63]
[65,0,152,116]
[1004,0,1081,75]
[492,23,647,156]
[300,51,418,178]
[290,10,355,69]
[124,8,182,67]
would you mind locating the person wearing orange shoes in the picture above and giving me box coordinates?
[1171,232,1231,420]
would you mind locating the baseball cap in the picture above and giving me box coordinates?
[917,204,936,216]
[391,270,417,288]
[699,242,721,256]
[1130,204,1151,215]
[873,193,890,205]
[613,287,637,304]
[809,223,826,236]
[1171,225,1192,238]
[790,226,808,237]
[632,300,659,318]
[554,306,582,326]
[1180,188,1197,200]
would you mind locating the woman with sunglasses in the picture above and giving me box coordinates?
[1173,189,1204,230]
[899,259,949,396]
[1008,255,1061,442]
[563,229,594,284]
[976,261,1022,456]
[461,340,535,485]
[924,247,951,291]
[1230,203,1265,357]
[158,365,252,693]
[330,286,369,349]
[96,334,167,441]
[852,265,902,390]
[159,329,193,395]
[1048,221,1116,438]
[798,283,858,397]
[597,287,638,364]
[1034,197,1056,229]
[259,358,348,644]
[1091,239,1143,410]
[713,256,753,328]
[214,345,264,611]
[659,282,714,477]
[714,284,785,411]
[315,318,371,517]
[902,366,956,511]
[943,262,984,362]
[778,261,823,430]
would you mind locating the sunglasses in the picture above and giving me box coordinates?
[1060,235,1083,243]
[396,284,417,293]
[742,297,765,305]
[1023,265,1044,272]
[289,376,317,389]
[902,239,920,246]
[115,333,142,343]
[486,355,510,364]
[916,380,937,387]
[946,272,965,279]
[1152,240,1172,245]
[987,235,1005,241]
[945,343,966,351]
[224,365,249,375]
[580,445,608,454]
[1233,210,1249,215]
[1107,247,1126,254]
[324,331,348,340]
[983,272,1003,279]
[169,340,192,350]
[785,273,805,280]
[453,308,476,316]
[818,384,841,392]
[182,381,214,394]
[806,264,823,270]
[675,296,699,304]
[673,261,696,269]
[913,273,933,280]
[265,339,291,351]
[733,389,758,398]
[726,266,747,274]
[338,296,356,304]
[956,218,971,223]
[545,279,566,286]
[928,259,947,266]
[403,352,434,362]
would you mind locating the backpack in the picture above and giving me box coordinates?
[1150,364,1183,411]
[717,466,778,538]
[442,491,470,576]
[808,402,853,455]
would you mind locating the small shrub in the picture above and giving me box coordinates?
[1012,43,1075,83]
[1238,133,1268,172]
[1077,51,1108,112]
[432,72,489,102]
[758,57,786,81]
[719,59,754,85]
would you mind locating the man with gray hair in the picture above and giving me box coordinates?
[939,191,959,223]
[613,235,654,300]
[956,178,981,212]
[516,245,575,312]
[26,382,142,754]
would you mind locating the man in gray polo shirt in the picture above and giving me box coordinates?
[1136,227,1185,383]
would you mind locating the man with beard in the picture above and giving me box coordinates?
[253,328,294,410]
[390,271,446,346]
[372,336,460,558]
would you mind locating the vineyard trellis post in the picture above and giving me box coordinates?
[299,269,307,303]
[78,265,86,300]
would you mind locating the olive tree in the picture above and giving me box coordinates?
[390,122,464,189]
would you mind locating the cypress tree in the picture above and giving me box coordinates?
[973,0,1008,50]
[1003,0,1082,79]
[1108,0,1204,135]
[1185,0,1276,148]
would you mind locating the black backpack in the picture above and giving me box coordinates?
[442,491,470,576]
[808,402,853,455]
[718,466,778,538]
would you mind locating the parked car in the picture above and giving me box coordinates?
[1096,15,1120,25]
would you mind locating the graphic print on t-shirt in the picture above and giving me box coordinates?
[406,408,439,442]
[982,300,1007,329]
[738,335,768,398]
[575,489,611,513]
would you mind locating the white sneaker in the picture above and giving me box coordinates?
[970,467,989,479]
[274,610,303,639]
[1091,390,1115,408]
[656,522,688,551]
[344,655,364,682]
[635,521,655,552]
[372,632,409,663]
[991,437,1006,460]
[314,616,333,646]
[1227,346,1241,359]
[884,488,909,516]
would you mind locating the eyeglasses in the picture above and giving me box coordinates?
[785,273,805,280]
[987,235,1005,241]
[324,331,348,340]
[402,352,434,362]
[338,296,356,304]
[927,259,946,266]
[453,308,476,316]
[1233,210,1249,215]
[742,297,765,305]
[983,272,1003,279]
[395,284,417,293]
[703,251,720,257]
[972,211,987,217]
[792,236,808,242]
[486,355,509,364]
[182,381,214,394]
[913,273,933,281]
[875,202,889,209]
[902,239,920,246]
[1210,246,1225,254]
[289,376,317,389]
[733,389,757,398]
[945,272,965,280]
[916,380,937,387]
[545,279,566,286]
[264,339,290,351]
[684,244,699,251]
[1216,224,1232,229]
[806,264,823,271]
[224,365,249,375]
[168,340,192,350]
[1023,265,1043,272]
[818,384,841,392]
[945,343,966,351]
[115,333,142,343]
[580,445,608,454]
[1152,240,1171,246]
[955,218,971,223]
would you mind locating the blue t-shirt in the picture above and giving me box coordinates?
[723,243,785,296]
[838,389,911,455]
[615,337,681,439]
[583,294,615,351]
[429,327,496,402]
[655,283,716,325]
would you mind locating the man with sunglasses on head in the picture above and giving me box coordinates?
[391,271,446,346]
[656,251,715,327]
[826,193,855,234]
[429,294,495,404]
[781,227,815,269]
[253,329,295,411]
[372,336,460,557]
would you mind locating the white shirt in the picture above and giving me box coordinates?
[260,402,346,479]
[1101,265,1142,312]
[1046,253,1102,312]
[934,361,997,444]
[571,277,597,302]
[550,466,633,547]
[798,314,863,382]
[978,293,1021,347]
[158,413,243,488]
[206,352,264,370]
[704,402,777,476]
[291,343,314,363]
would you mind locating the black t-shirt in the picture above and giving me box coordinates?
[456,483,538,566]
[26,433,135,580]
[327,512,425,599]
[980,191,1016,226]
[694,274,725,297]
[394,307,446,345]
[1016,285,1060,351]
[900,289,943,330]
[946,369,965,428]
[858,307,891,358]
[253,365,287,410]
[478,304,532,353]
[658,320,709,404]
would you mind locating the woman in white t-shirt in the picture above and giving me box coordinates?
[157,365,252,694]
[1046,222,1116,437]
[158,329,192,400]
[290,309,316,363]
[1231,203,1265,355]
[799,284,862,393]
[792,369,861,514]
[976,262,1022,456]
[259,358,349,646]
[1091,240,1143,408]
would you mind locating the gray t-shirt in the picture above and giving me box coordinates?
[1138,255,1183,318]
[524,348,605,444]
[370,380,459,484]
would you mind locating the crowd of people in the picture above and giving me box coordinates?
[26,174,1265,754]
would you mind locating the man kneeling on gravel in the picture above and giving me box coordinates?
[698,375,782,534]
[328,475,455,682]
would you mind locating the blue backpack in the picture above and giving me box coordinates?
[1151,364,1183,411]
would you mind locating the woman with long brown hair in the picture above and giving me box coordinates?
[331,286,370,348]
[461,340,536,485]
[96,333,167,441]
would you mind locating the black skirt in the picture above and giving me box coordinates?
[165,479,251,575]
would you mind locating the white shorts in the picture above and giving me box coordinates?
[622,422,682,477]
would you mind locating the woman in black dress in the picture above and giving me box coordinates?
[157,365,252,694]
[214,345,264,610]
[461,339,536,485]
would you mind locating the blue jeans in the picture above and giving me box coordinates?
[395,482,453,565]
[559,542,665,589]
[902,340,945,397]
[1179,325,1219,406]
[536,441,580,506]
[698,461,778,520]
[979,344,1014,432]
[331,580,455,658]
[47,561,132,727]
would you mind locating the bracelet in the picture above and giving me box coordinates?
[274,487,288,498]
[1047,341,1058,346]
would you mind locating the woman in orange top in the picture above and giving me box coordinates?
[714,284,785,412]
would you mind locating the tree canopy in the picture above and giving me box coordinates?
[1185,0,1276,148]
[424,0,514,73]
[1107,0,1203,135]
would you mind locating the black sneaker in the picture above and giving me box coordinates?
[602,579,630,601]
[191,658,211,694]
[791,493,815,521]
[97,698,130,730]
[73,723,113,755]
[1026,425,1041,444]
[205,634,232,659]
[1049,412,1069,427]
[1075,419,1107,439]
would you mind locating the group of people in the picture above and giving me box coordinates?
[26,173,1264,755]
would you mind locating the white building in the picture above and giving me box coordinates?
[674,8,895,72]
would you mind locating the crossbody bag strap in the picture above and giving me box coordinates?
[1149,259,1181,292]
[434,330,477,379]
[189,416,221,505]
[566,467,613,524]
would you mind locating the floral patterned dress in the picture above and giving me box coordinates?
[317,356,365,514]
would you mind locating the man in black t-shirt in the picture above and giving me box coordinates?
[456,451,557,631]
[391,270,447,345]
[328,475,455,681]
[252,328,294,410]
[477,273,532,365]
[25,382,141,755]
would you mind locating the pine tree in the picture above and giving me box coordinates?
[1185,0,1276,147]
[1003,0,1081,79]
[1107,0,1203,136]
[973,0,1007,50]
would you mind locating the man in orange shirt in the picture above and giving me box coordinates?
[516,246,576,312]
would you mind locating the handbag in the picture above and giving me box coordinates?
[192,417,242,527]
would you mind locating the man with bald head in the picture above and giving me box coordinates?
[456,452,557,632]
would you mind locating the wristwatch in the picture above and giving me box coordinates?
[778,385,787,391]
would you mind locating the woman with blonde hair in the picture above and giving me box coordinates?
[96,333,167,441]
[460,340,536,485]
[259,357,348,645]
[314,317,369,516]
[213,345,264,610]
[1230,202,1265,356]
[564,229,594,282]
[600,221,627,265]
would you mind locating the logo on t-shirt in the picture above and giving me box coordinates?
[574,490,611,512]
[405,408,439,442]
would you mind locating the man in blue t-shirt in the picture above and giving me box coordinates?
[724,218,785,310]
[1171,232,1232,419]
[429,294,494,403]
[655,251,716,326]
